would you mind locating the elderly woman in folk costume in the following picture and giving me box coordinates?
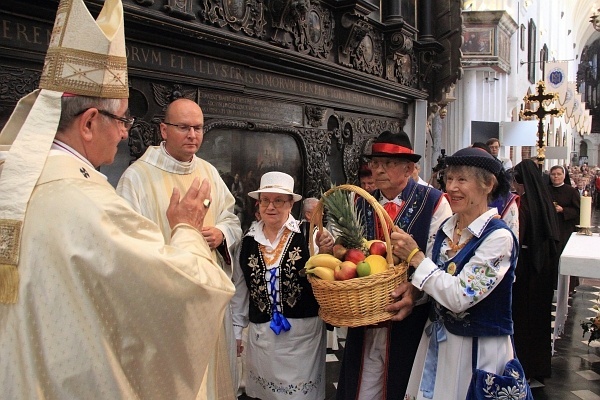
[388,148,523,400]
[231,171,334,400]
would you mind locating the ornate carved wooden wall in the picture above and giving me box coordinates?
[0,0,462,200]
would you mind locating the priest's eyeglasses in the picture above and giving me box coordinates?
[75,108,136,130]
[258,198,289,208]
[163,122,204,134]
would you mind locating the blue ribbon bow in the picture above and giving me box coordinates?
[268,267,292,335]
[419,319,447,399]
[270,311,291,335]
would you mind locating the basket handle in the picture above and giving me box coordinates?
[309,184,396,267]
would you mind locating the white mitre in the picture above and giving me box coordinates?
[0,0,128,303]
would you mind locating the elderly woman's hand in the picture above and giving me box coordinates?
[390,227,424,267]
[316,230,334,254]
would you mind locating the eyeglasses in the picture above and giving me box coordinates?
[75,108,135,130]
[368,158,405,170]
[258,198,290,208]
[163,122,204,134]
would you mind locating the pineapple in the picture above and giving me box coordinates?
[322,189,366,251]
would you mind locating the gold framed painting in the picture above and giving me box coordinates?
[463,28,494,55]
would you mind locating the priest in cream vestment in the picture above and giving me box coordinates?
[117,98,243,399]
[0,0,235,399]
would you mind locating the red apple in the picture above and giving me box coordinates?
[334,261,358,280]
[344,248,366,264]
[333,243,348,261]
[369,241,387,257]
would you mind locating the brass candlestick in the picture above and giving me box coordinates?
[576,225,593,236]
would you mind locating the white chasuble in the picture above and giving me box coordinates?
[0,154,235,400]
[117,145,243,399]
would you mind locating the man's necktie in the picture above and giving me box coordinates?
[376,201,401,239]
[384,201,401,221]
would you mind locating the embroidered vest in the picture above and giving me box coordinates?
[431,218,518,337]
[239,225,319,324]
[357,179,444,250]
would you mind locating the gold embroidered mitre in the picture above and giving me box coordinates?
[40,0,128,98]
[0,0,128,304]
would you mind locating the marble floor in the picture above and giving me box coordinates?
[239,209,600,400]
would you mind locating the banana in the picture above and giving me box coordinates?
[305,266,336,281]
[305,253,342,270]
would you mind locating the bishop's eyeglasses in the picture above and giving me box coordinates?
[75,108,135,130]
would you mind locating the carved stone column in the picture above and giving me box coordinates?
[418,0,434,42]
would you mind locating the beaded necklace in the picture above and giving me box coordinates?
[259,229,292,265]
[445,236,471,252]
[446,223,470,252]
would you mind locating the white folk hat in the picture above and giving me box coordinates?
[248,171,303,202]
[0,0,128,304]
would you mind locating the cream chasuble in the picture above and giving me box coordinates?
[117,144,242,400]
[0,154,235,399]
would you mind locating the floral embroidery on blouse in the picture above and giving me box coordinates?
[249,369,322,395]
[459,256,503,303]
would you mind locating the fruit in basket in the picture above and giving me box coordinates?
[368,240,387,257]
[356,260,371,277]
[344,248,366,264]
[305,266,335,281]
[365,254,388,275]
[333,243,348,260]
[305,253,342,270]
[334,261,358,280]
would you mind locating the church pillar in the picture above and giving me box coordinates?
[462,69,478,149]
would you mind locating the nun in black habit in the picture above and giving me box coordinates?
[512,159,560,381]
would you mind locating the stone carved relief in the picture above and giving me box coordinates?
[386,32,418,87]
[301,127,332,197]
[418,49,442,91]
[201,0,266,38]
[151,83,198,111]
[305,105,327,127]
[0,66,39,112]
[164,0,196,20]
[133,0,154,5]
[339,13,383,76]
[268,0,334,59]
[127,118,162,160]
[329,114,401,183]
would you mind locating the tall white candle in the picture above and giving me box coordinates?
[580,195,592,227]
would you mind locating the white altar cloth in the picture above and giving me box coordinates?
[552,233,600,354]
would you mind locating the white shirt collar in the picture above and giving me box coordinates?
[442,208,500,239]
[379,193,402,206]
[246,214,301,247]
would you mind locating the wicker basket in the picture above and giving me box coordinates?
[307,184,408,327]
